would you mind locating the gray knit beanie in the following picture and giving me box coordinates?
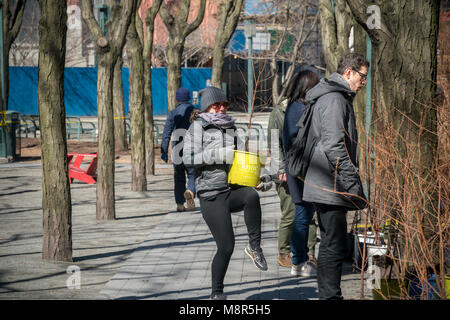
[199,87,228,112]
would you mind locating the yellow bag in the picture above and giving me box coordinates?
[227,150,264,187]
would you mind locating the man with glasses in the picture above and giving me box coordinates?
[301,52,369,300]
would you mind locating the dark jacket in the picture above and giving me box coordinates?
[282,100,308,204]
[161,102,195,155]
[302,72,366,209]
[182,117,237,198]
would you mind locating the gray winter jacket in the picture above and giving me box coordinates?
[182,117,238,198]
[302,72,366,210]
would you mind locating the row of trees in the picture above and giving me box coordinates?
[37,0,245,262]
[18,0,448,300]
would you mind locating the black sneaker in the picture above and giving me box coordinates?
[210,292,227,300]
[244,245,268,271]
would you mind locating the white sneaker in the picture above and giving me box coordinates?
[291,261,317,277]
[300,261,317,277]
[291,264,301,277]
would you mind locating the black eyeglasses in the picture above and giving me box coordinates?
[353,69,368,80]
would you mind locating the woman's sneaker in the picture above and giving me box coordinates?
[291,261,317,277]
[244,245,268,271]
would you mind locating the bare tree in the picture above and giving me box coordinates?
[266,0,319,106]
[127,0,146,191]
[210,0,244,88]
[318,0,352,75]
[38,0,72,262]
[113,54,128,152]
[142,0,162,176]
[345,0,440,270]
[2,0,26,110]
[159,0,206,112]
[82,0,136,220]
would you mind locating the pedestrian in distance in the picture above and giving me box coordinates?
[302,52,369,300]
[182,86,268,300]
[161,87,196,212]
[282,69,320,277]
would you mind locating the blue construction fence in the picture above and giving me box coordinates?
[9,66,212,116]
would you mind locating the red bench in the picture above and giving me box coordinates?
[67,153,97,184]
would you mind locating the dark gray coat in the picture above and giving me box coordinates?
[302,73,366,210]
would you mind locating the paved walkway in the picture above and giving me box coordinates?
[98,190,319,300]
[0,120,372,300]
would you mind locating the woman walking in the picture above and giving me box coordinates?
[282,70,319,277]
[182,87,267,300]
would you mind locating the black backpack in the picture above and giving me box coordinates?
[286,102,318,180]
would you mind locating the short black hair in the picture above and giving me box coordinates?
[285,70,319,105]
[336,52,369,75]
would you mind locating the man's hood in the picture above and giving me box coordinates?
[305,72,355,105]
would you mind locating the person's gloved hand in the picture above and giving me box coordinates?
[161,153,168,163]
[255,174,274,192]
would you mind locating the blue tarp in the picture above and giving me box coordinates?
[9,66,212,116]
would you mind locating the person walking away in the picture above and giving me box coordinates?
[161,87,196,212]
[302,53,369,300]
[282,70,320,277]
[182,87,268,300]
[267,98,295,268]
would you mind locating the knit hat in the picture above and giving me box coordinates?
[176,87,190,102]
[199,87,228,112]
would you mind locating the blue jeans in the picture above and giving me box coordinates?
[290,202,314,265]
[174,163,196,204]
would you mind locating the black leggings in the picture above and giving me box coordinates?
[199,186,262,294]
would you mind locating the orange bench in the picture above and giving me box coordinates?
[67,153,97,184]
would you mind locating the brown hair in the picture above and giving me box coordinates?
[190,109,201,123]
[336,52,370,75]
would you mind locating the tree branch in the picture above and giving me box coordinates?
[81,0,108,47]
[9,0,26,43]
[182,0,206,38]
[345,0,391,43]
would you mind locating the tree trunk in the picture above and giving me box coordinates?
[96,60,116,220]
[2,0,26,110]
[142,1,162,176]
[159,0,206,112]
[113,55,128,152]
[128,8,147,191]
[38,0,72,262]
[82,0,136,221]
[318,0,353,75]
[346,0,440,269]
[166,40,183,112]
[211,0,244,89]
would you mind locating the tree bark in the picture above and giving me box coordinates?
[128,3,147,191]
[346,0,440,265]
[159,0,206,112]
[2,0,26,110]
[318,0,353,75]
[211,0,244,88]
[82,0,136,220]
[38,0,72,262]
[113,55,128,152]
[346,0,439,175]
[142,0,162,176]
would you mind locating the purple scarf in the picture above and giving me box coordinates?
[198,113,235,129]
